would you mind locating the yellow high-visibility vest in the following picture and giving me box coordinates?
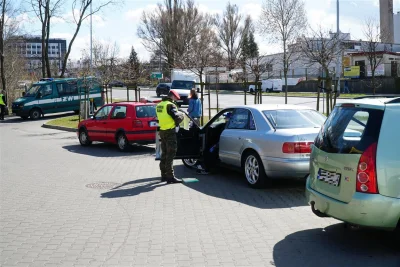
[0,94,4,105]
[156,100,177,130]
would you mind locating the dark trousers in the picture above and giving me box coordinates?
[0,105,4,120]
[159,129,177,178]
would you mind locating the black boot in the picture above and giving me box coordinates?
[167,177,183,184]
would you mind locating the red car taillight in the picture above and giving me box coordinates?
[133,120,143,128]
[356,143,378,194]
[282,142,313,153]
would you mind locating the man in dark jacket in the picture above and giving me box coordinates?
[156,90,184,183]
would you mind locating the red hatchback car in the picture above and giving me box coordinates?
[77,102,158,151]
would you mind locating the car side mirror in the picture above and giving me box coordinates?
[22,92,26,97]
[36,93,42,99]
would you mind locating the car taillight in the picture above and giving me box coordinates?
[282,142,313,153]
[133,120,143,128]
[356,142,378,194]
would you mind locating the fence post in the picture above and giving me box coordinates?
[126,86,129,102]
[110,87,113,103]
[208,83,211,120]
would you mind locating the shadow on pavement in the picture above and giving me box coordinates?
[174,164,308,209]
[272,223,400,267]
[101,177,167,198]
[2,112,74,124]
[62,144,155,158]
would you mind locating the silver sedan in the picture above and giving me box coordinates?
[156,104,327,188]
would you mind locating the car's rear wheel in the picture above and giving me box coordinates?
[243,151,269,189]
[182,159,199,168]
[30,108,41,120]
[79,129,92,146]
[117,133,130,152]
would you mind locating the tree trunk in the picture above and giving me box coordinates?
[60,18,84,77]
[325,78,332,116]
[0,0,6,93]
[45,11,52,77]
[316,81,321,111]
[372,70,376,95]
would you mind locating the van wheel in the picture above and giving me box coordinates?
[79,129,92,146]
[117,133,131,152]
[242,151,269,189]
[30,108,41,120]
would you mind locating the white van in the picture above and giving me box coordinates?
[248,79,283,93]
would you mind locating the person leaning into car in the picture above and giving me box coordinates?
[156,90,184,184]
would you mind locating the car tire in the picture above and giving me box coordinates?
[242,151,269,189]
[157,92,160,97]
[117,133,131,152]
[79,129,92,146]
[182,159,199,169]
[30,108,41,120]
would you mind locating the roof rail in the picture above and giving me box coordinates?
[352,94,400,99]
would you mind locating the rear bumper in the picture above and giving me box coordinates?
[305,177,400,230]
[262,157,309,179]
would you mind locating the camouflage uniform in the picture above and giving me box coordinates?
[159,129,177,178]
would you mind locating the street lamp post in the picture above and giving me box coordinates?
[336,0,341,94]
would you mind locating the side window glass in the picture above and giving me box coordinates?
[57,83,67,96]
[40,85,53,97]
[111,106,127,119]
[67,82,78,95]
[249,113,256,130]
[95,106,112,120]
[227,109,250,130]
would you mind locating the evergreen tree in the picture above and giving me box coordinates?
[248,32,259,58]
[129,46,140,79]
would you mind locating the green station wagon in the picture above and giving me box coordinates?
[12,77,104,120]
[306,97,400,231]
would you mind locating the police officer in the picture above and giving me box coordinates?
[156,90,184,183]
[0,90,6,121]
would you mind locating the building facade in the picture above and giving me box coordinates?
[11,36,67,73]
[394,12,400,44]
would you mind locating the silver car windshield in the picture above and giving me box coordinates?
[263,109,326,129]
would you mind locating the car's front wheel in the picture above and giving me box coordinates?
[30,108,41,120]
[243,151,269,189]
[79,129,92,146]
[117,133,131,152]
[182,159,199,169]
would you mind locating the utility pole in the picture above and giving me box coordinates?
[90,0,93,74]
[336,0,341,93]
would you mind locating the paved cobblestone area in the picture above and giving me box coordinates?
[0,116,399,267]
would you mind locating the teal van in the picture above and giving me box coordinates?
[12,77,104,120]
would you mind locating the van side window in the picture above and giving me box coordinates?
[57,83,67,96]
[41,85,53,97]
[67,82,78,95]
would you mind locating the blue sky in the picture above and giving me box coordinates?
[17,0,400,61]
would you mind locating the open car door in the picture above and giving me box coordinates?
[155,110,202,160]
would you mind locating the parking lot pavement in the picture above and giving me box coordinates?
[1,117,399,267]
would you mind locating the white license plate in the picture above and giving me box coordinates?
[317,168,341,187]
[149,121,158,127]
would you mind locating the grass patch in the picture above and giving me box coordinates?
[46,115,79,129]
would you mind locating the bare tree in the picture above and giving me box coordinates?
[214,2,251,71]
[137,0,204,71]
[300,26,343,115]
[59,0,115,78]
[1,0,26,106]
[361,17,388,95]
[30,0,64,78]
[259,0,307,104]
[179,18,219,123]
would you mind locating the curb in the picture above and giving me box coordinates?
[42,124,77,133]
